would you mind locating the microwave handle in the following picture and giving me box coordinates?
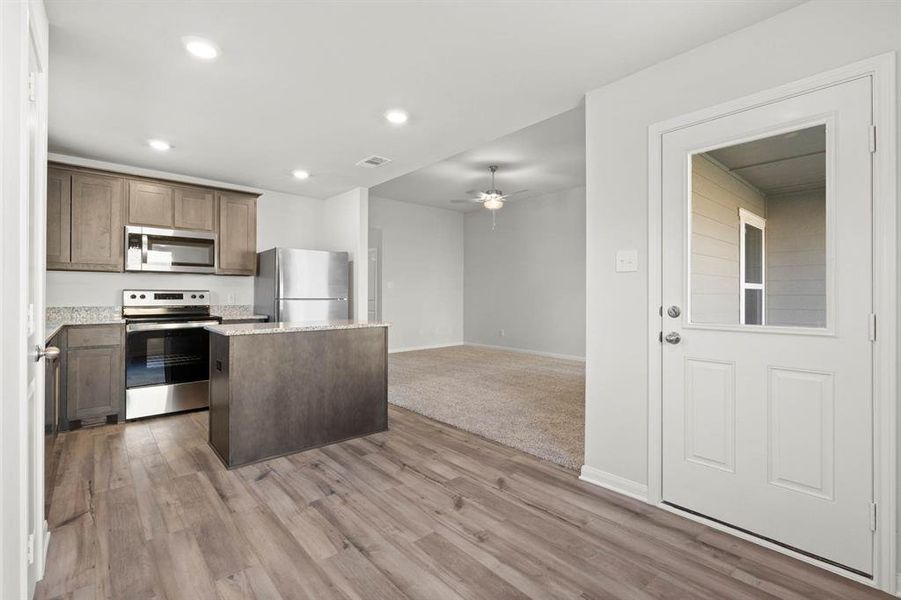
[141,234,149,265]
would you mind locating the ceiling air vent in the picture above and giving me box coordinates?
[356,155,392,168]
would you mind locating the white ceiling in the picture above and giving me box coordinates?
[46,1,801,199]
[705,125,826,194]
[372,106,585,211]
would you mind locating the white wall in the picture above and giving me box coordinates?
[44,159,325,307]
[369,196,464,352]
[321,187,368,319]
[584,0,899,530]
[464,186,586,359]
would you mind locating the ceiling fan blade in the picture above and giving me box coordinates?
[503,189,529,198]
[450,198,483,204]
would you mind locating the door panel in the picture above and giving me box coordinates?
[661,77,873,574]
[767,367,835,500]
[127,180,173,227]
[71,173,124,268]
[279,299,349,322]
[174,186,215,231]
[684,358,735,472]
[46,167,71,265]
[218,192,257,274]
[277,248,349,299]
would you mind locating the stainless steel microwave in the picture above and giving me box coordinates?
[125,226,217,273]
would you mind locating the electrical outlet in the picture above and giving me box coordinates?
[499,329,505,338]
[227,292,236,305]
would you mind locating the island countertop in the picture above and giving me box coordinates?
[205,320,389,337]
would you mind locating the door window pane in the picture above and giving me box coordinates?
[744,224,763,284]
[744,289,763,325]
[689,124,826,328]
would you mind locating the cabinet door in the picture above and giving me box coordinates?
[66,344,122,421]
[218,192,257,274]
[46,168,72,267]
[127,180,173,227]
[71,174,125,269]
[174,186,215,231]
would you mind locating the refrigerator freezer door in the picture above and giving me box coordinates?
[278,299,350,322]
[277,248,349,299]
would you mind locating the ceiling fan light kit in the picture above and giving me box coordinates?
[449,165,529,230]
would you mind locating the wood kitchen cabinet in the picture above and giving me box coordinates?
[218,191,257,275]
[46,168,72,267]
[174,186,216,231]
[47,167,125,272]
[127,179,173,227]
[47,162,258,274]
[65,325,124,424]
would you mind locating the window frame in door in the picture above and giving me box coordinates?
[645,53,897,593]
[738,208,766,326]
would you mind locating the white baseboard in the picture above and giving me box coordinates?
[579,465,649,502]
[389,342,463,354]
[895,574,901,597]
[464,342,585,362]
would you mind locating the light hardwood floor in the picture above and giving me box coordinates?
[37,406,891,600]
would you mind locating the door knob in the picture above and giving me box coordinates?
[664,332,681,344]
[35,345,60,362]
[667,305,681,318]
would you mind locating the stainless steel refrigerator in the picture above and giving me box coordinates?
[254,248,350,322]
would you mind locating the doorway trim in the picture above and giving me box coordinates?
[646,53,897,593]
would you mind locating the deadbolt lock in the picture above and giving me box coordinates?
[667,305,681,318]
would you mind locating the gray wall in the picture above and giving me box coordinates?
[691,155,766,324]
[464,186,586,359]
[368,196,464,352]
[765,188,826,327]
[584,0,899,494]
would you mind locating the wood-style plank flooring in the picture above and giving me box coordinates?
[37,406,891,600]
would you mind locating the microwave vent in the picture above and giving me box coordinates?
[355,155,392,168]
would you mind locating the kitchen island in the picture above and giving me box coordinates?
[205,320,389,468]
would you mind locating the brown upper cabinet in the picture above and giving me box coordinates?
[127,180,173,227]
[47,167,125,271]
[46,168,72,267]
[47,162,257,274]
[174,186,216,231]
[218,191,257,275]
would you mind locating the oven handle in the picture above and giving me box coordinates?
[126,320,219,333]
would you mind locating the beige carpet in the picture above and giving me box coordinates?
[388,345,585,470]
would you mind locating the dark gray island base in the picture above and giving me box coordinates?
[205,321,389,469]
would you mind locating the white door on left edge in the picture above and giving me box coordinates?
[661,76,873,574]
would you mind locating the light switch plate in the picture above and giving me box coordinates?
[616,250,638,272]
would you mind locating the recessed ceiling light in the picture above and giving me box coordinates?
[292,169,310,180]
[384,109,409,125]
[182,36,219,60]
[147,139,171,151]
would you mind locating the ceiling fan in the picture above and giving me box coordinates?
[450,165,527,230]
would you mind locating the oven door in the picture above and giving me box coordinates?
[126,226,217,273]
[125,320,217,419]
[126,321,217,388]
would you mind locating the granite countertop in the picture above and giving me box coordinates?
[44,305,268,343]
[206,320,390,337]
[45,307,125,343]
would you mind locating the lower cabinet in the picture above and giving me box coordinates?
[64,325,124,425]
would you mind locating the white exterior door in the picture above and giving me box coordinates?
[661,77,874,574]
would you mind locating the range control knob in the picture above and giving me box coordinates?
[130,294,137,299]
[139,294,146,299]
[199,294,205,299]
[191,294,197,299]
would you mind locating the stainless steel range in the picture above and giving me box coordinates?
[123,289,220,420]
